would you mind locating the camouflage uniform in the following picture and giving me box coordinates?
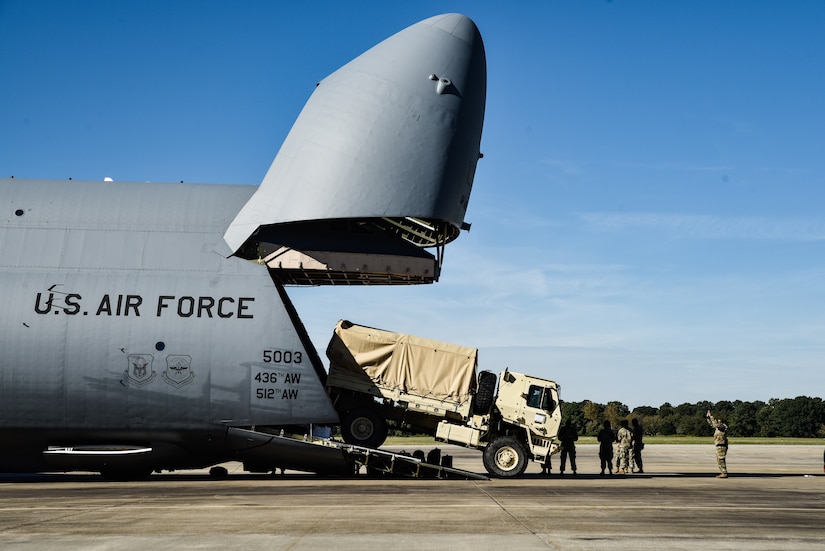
[707,412,729,478]
[616,421,633,474]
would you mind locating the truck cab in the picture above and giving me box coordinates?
[496,370,561,440]
[480,370,562,477]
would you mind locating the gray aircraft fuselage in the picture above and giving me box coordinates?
[0,13,486,476]
[1,180,341,473]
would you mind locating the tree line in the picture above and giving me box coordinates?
[561,396,825,438]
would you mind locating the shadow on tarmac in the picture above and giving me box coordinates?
[2,470,818,483]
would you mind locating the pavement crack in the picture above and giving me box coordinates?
[472,482,561,550]
[1,504,113,534]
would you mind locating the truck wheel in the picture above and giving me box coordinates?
[341,407,388,448]
[483,436,528,478]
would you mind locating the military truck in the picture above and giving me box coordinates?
[325,320,562,478]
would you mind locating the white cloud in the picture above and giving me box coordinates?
[580,212,825,241]
[481,342,825,408]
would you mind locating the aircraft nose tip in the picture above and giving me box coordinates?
[225,12,487,264]
[419,13,483,54]
[422,13,483,47]
[424,14,486,94]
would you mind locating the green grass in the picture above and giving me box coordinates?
[638,436,824,445]
[385,435,825,446]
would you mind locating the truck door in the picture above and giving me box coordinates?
[523,384,558,436]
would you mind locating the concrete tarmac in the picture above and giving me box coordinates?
[1,443,823,550]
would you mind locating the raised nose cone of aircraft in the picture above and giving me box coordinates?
[224,14,486,261]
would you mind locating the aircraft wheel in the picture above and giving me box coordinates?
[341,407,388,448]
[483,436,528,478]
[209,466,229,479]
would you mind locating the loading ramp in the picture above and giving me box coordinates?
[229,428,488,480]
[338,443,489,480]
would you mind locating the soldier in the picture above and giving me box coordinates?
[631,418,644,473]
[597,420,617,475]
[541,452,552,476]
[706,409,729,478]
[616,419,633,474]
[558,418,578,475]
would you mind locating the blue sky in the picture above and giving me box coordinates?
[2,1,824,408]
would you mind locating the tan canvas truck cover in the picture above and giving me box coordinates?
[326,320,478,404]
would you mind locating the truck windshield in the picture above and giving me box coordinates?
[526,385,556,412]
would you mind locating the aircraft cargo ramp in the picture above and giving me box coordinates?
[329,441,488,480]
[229,428,487,480]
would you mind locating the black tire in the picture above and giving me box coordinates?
[482,436,528,478]
[209,466,229,479]
[473,370,496,415]
[341,407,388,448]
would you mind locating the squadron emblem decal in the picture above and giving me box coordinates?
[122,354,156,387]
[162,355,194,388]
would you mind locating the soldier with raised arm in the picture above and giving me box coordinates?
[706,409,729,478]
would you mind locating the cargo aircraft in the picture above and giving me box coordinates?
[0,14,486,478]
